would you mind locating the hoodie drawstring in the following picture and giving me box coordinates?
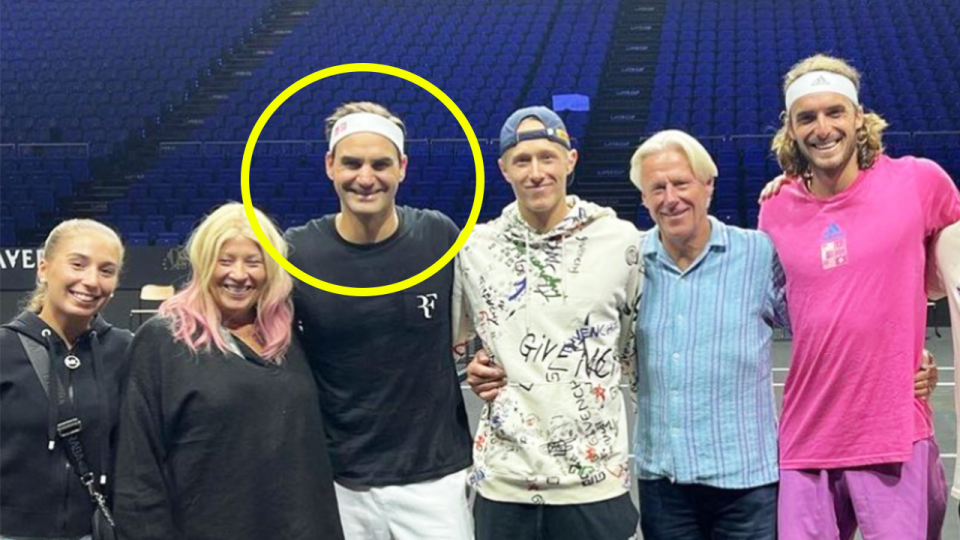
[41,328,59,451]
[89,330,110,487]
[524,229,532,331]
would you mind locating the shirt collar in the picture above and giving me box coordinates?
[643,216,729,270]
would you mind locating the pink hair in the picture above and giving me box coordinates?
[159,203,294,363]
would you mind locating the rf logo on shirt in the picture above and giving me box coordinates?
[417,293,438,319]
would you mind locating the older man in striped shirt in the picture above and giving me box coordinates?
[628,130,787,540]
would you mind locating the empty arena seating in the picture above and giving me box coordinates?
[2,0,959,245]
[1,0,274,154]
[647,0,960,227]
[86,0,619,243]
[192,0,615,142]
[0,146,93,245]
[104,138,503,243]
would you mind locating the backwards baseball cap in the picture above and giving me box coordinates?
[499,106,572,155]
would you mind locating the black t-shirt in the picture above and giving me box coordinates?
[285,206,472,486]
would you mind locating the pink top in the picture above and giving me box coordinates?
[759,154,960,469]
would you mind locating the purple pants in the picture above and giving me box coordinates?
[778,437,948,540]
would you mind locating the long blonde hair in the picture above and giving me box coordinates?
[771,54,888,177]
[159,203,293,363]
[24,219,125,313]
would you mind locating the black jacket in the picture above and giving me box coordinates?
[113,316,344,540]
[0,311,133,537]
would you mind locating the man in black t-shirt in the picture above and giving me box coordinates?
[284,102,473,540]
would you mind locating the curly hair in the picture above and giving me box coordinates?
[771,54,888,177]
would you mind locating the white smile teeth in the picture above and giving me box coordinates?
[814,141,839,150]
[224,284,250,294]
[71,291,97,302]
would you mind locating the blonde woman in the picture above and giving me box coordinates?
[112,203,343,540]
[1,219,130,540]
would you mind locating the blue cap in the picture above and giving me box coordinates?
[499,106,571,155]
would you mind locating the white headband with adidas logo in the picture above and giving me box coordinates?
[328,112,405,154]
[785,71,859,112]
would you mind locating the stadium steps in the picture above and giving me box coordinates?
[517,0,568,113]
[572,0,666,221]
[54,0,318,232]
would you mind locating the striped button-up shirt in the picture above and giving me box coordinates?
[634,217,788,488]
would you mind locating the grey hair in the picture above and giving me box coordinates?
[629,129,718,191]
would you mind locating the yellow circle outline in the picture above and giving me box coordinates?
[241,63,484,297]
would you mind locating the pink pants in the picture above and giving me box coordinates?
[778,437,948,540]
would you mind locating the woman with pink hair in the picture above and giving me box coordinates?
[112,203,343,540]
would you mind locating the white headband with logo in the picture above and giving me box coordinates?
[328,112,405,154]
[785,71,859,112]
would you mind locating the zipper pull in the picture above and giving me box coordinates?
[48,440,55,451]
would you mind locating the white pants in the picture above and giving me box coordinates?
[335,469,474,540]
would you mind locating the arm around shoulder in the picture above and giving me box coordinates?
[913,157,960,235]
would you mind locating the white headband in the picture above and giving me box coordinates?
[785,71,859,112]
[328,112,405,154]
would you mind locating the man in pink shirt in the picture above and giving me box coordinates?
[759,54,960,539]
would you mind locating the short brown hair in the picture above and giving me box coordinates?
[323,101,406,139]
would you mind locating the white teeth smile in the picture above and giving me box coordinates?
[223,284,251,295]
[813,140,839,151]
[70,291,97,303]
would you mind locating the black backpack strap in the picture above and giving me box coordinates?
[17,332,51,398]
[3,324,116,530]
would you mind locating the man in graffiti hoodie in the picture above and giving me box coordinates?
[453,107,643,540]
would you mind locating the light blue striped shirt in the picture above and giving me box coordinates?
[634,217,788,488]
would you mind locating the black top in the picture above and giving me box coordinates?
[0,311,133,537]
[285,206,472,486]
[112,316,343,540]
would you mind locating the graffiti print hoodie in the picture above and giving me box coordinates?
[453,196,643,504]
